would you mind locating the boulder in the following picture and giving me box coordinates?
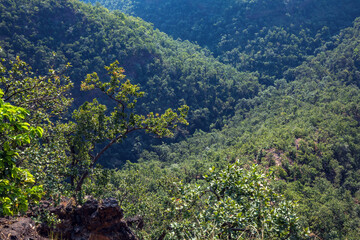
[0,217,48,240]
[51,197,137,240]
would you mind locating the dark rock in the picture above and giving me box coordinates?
[86,198,124,231]
[0,217,48,240]
[1,198,138,240]
[89,221,137,240]
[51,198,137,240]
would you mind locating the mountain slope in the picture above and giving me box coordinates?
[0,0,261,164]
[0,0,259,131]
[130,17,360,239]
[83,0,360,84]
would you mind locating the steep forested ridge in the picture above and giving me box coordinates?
[0,0,259,131]
[0,0,263,164]
[83,0,360,84]
[1,0,360,239]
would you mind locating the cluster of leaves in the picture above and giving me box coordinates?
[0,89,43,216]
[0,47,76,214]
[83,160,307,239]
[167,164,306,239]
[67,60,188,196]
[0,49,75,200]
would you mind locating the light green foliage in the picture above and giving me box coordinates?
[0,55,73,125]
[167,164,306,239]
[81,61,189,138]
[0,89,44,216]
[70,61,188,195]
[0,53,74,200]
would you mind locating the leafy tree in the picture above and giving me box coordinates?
[0,54,73,125]
[167,163,307,239]
[69,61,189,197]
[0,89,44,216]
[0,50,74,199]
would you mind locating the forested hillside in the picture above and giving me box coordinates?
[83,0,360,84]
[0,0,263,164]
[0,0,259,130]
[127,17,360,238]
[1,0,360,239]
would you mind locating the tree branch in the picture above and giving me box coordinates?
[107,93,125,112]
[74,127,142,193]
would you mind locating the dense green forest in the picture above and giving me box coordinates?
[1,0,360,239]
[0,0,263,164]
[83,0,360,84]
[129,18,360,238]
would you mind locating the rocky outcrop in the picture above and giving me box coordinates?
[0,198,138,240]
[49,198,138,240]
[0,217,48,240]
